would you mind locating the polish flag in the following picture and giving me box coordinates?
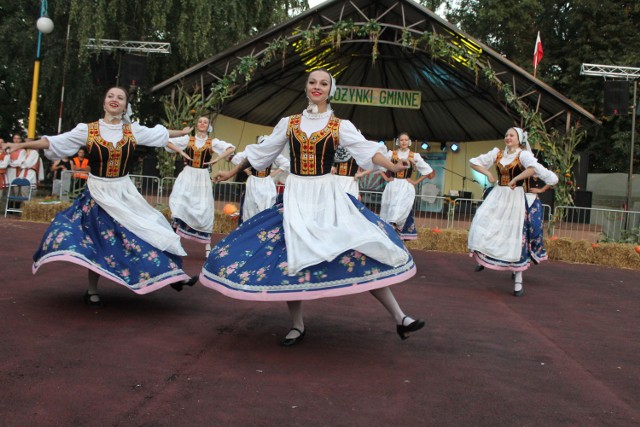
[533,31,544,76]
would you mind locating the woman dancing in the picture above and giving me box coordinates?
[468,127,557,296]
[201,68,425,346]
[379,132,435,240]
[167,116,235,257]
[1,86,197,306]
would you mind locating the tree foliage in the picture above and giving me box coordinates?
[445,0,640,173]
[0,0,307,139]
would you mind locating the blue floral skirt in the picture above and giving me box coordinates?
[172,218,211,243]
[399,211,417,240]
[33,189,190,294]
[472,196,547,271]
[200,199,416,301]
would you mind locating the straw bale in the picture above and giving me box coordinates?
[21,200,72,223]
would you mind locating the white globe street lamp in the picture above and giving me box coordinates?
[27,1,53,139]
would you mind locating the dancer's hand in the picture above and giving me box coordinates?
[214,170,234,182]
[486,173,496,184]
[1,142,19,153]
[181,126,193,135]
[178,150,192,161]
[388,159,409,174]
[508,178,518,189]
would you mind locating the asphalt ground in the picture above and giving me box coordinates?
[1,217,638,426]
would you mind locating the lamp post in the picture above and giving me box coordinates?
[27,0,54,139]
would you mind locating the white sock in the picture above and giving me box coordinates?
[514,271,523,291]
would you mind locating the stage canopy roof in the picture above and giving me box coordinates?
[152,0,599,142]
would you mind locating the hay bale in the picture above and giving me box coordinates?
[590,242,640,270]
[406,228,468,253]
[161,207,239,235]
[22,200,72,223]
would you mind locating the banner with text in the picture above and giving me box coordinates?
[332,86,421,109]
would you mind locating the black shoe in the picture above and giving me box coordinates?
[281,327,305,347]
[170,275,198,292]
[474,264,484,272]
[513,283,524,297]
[83,291,104,307]
[396,316,425,340]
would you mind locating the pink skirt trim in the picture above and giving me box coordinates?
[33,254,190,295]
[199,265,417,302]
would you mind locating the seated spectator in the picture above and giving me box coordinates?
[51,156,71,196]
[71,147,90,192]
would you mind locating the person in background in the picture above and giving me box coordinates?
[71,147,90,193]
[230,136,290,224]
[331,145,377,199]
[51,155,72,196]
[0,138,9,200]
[379,132,435,240]
[468,127,557,297]
[166,116,235,258]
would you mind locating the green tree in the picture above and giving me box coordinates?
[446,0,640,173]
[0,0,308,139]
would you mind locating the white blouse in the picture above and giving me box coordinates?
[470,147,558,186]
[244,109,386,172]
[387,148,434,176]
[44,120,170,161]
[168,134,235,154]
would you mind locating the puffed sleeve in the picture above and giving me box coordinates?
[43,123,91,160]
[211,138,236,155]
[274,154,290,172]
[245,117,289,170]
[413,152,434,176]
[130,123,170,148]
[231,151,247,166]
[519,151,559,185]
[167,135,190,151]
[338,120,387,170]
[469,147,500,168]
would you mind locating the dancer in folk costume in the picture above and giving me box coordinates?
[468,127,557,297]
[231,136,290,224]
[201,69,425,346]
[379,132,435,240]
[1,86,197,306]
[167,116,235,257]
[332,145,376,198]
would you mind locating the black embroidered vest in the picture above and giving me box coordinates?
[496,150,528,191]
[335,157,358,177]
[185,137,213,169]
[86,121,136,178]
[286,114,341,176]
[388,150,414,179]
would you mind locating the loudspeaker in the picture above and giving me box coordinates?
[604,81,629,116]
[120,54,147,86]
[567,190,592,223]
[572,152,589,190]
[455,191,473,214]
[90,52,117,86]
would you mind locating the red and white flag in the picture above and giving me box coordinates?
[532,31,544,75]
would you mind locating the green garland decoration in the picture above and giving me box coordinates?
[163,20,583,219]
